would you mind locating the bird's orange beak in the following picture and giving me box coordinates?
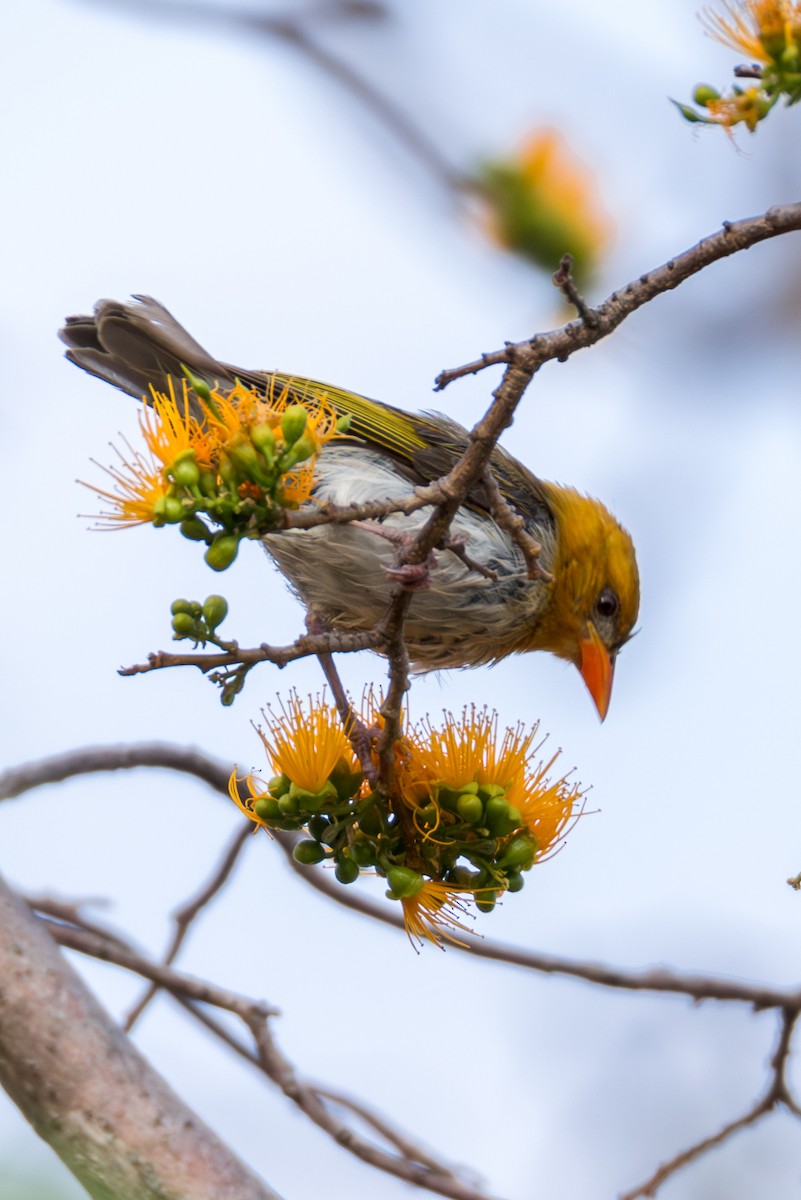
[578,623,614,721]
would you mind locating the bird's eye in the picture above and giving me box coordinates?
[595,588,619,619]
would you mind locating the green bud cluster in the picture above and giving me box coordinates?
[250,759,540,915]
[677,40,801,135]
[170,594,229,645]
[398,778,539,903]
[151,390,328,575]
[476,158,600,286]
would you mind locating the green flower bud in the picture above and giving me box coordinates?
[218,455,238,489]
[199,469,218,497]
[227,437,261,474]
[182,366,212,403]
[171,612,197,638]
[281,435,316,470]
[506,870,525,894]
[170,450,200,488]
[254,796,282,822]
[292,839,327,865]
[436,786,462,812]
[475,890,496,914]
[205,534,240,572]
[349,840,376,867]
[485,795,521,837]
[307,815,330,841]
[386,866,424,898]
[478,782,506,801]
[180,517,211,542]
[416,802,439,828]
[329,757,363,802]
[671,99,708,124]
[335,857,360,885]
[202,594,228,630]
[358,799,383,835]
[456,793,484,825]
[336,414,352,434]
[288,779,339,813]
[171,598,195,616]
[251,423,276,458]
[267,773,291,798]
[692,83,721,107]
[278,791,300,816]
[153,495,185,524]
[280,404,308,445]
[498,834,537,872]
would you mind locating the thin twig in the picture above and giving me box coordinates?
[480,468,552,582]
[119,628,385,679]
[123,820,254,1031]
[43,917,278,1019]
[244,1008,494,1200]
[551,253,599,325]
[435,204,801,389]
[619,1010,801,1200]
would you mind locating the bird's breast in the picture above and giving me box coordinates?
[264,446,557,669]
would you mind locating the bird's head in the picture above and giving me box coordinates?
[535,485,640,720]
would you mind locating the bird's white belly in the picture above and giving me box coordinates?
[263,446,553,668]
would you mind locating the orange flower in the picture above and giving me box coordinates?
[142,379,215,469]
[701,0,800,62]
[399,707,580,859]
[81,441,168,529]
[258,691,358,796]
[400,880,476,950]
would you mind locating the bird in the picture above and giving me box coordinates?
[60,296,639,719]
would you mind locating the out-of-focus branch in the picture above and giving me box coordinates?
[619,1009,801,1200]
[0,873,280,1200]
[78,0,464,191]
[123,819,254,1030]
[435,204,801,389]
[0,741,232,800]
[6,741,801,1010]
[7,742,801,1198]
[30,894,495,1200]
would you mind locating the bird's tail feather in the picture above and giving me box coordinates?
[59,295,243,400]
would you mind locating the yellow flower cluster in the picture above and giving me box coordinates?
[86,374,344,571]
[476,130,611,285]
[231,694,581,948]
[677,2,801,131]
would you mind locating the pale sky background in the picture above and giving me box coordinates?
[2,1,801,1197]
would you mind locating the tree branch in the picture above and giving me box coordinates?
[0,872,280,1200]
[435,204,801,389]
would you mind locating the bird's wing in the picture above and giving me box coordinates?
[60,296,554,527]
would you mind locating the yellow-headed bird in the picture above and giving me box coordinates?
[60,296,639,718]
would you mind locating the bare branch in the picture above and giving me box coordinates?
[9,742,801,1011]
[119,628,385,680]
[0,873,280,1200]
[619,1011,801,1200]
[551,253,599,326]
[0,742,233,801]
[34,896,495,1200]
[435,204,801,389]
[123,820,254,1030]
[277,835,801,1009]
[244,1009,496,1200]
